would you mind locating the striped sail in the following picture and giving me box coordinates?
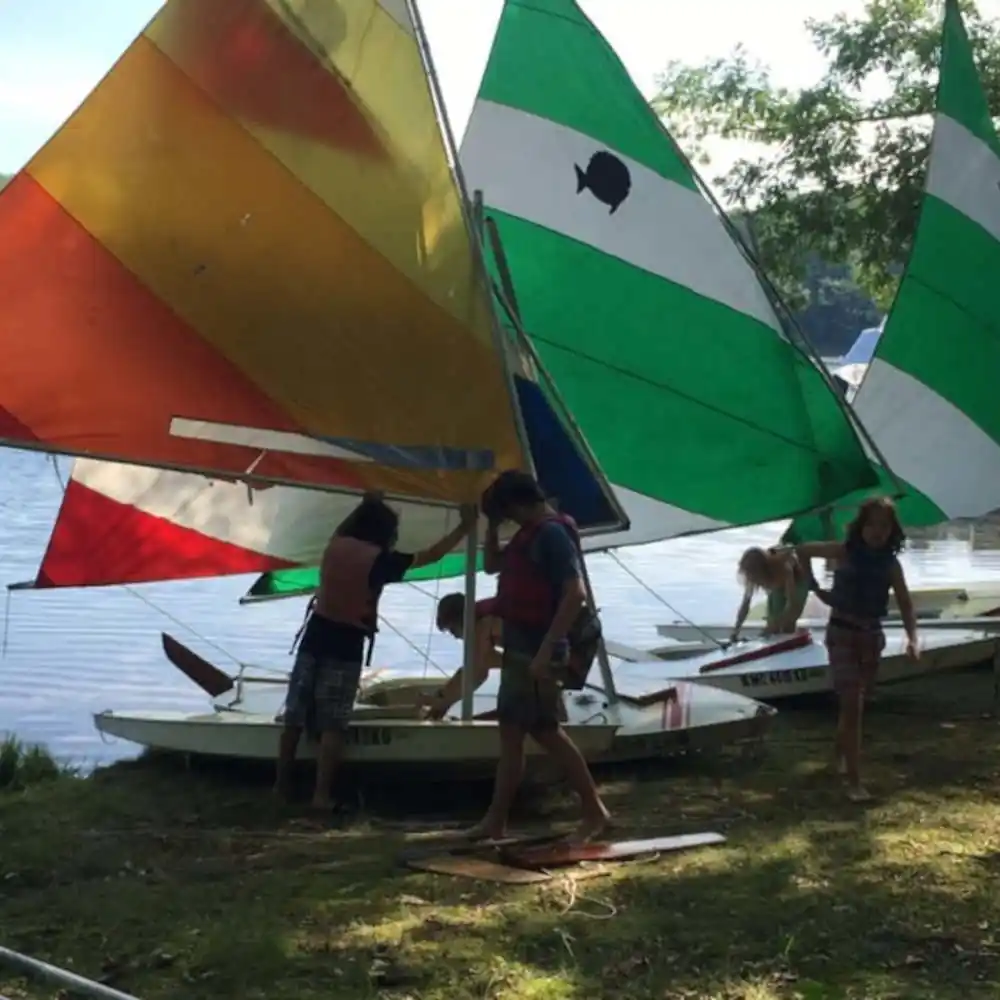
[787,0,1000,543]
[0,0,526,502]
[245,0,879,601]
[27,0,878,597]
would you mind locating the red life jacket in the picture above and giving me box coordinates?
[494,512,581,630]
[314,536,379,631]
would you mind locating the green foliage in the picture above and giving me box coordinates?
[797,254,880,355]
[654,0,1000,308]
[0,173,9,191]
[0,734,71,791]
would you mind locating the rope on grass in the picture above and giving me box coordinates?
[543,850,666,927]
[553,869,617,920]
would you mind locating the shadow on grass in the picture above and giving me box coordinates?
[1,669,998,999]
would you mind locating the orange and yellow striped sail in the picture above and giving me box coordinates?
[0,0,524,503]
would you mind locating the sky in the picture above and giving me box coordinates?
[1,0,997,178]
[0,0,879,177]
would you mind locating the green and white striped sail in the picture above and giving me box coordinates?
[787,0,1000,544]
[460,0,874,539]
[246,0,878,601]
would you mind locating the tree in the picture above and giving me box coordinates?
[653,0,1000,308]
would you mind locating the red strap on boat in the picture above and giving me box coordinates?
[699,631,812,674]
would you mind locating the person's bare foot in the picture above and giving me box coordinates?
[846,785,873,803]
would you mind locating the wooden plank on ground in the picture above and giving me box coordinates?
[504,831,726,869]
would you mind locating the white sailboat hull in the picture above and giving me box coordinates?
[657,583,1000,643]
[657,615,1000,645]
[93,675,773,775]
[636,628,997,701]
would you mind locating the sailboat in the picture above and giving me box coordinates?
[656,0,1000,680]
[6,1,977,738]
[243,0,996,696]
[0,0,781,766]
[834,320,884,394]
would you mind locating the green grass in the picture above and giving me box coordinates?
[1,670,999,1000]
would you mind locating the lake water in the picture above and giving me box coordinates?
[3,448,1000,767]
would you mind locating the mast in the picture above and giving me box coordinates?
[480,211,630,539]
[459,504,479,720]
[479,201,621,706]
[404,0,535,481]
[404,0,534,722]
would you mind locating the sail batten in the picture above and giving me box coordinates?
[32,358,625,589]
[169,418,496,470]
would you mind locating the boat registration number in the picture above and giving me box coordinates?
[345,727,393,746]
[740,666,825,688]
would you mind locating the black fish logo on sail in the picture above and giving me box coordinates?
[574,150,632,214]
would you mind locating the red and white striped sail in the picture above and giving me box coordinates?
[33,457,471,588]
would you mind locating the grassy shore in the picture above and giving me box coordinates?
[2,671,999,1000]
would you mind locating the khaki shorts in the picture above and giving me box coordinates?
[496,648,564,733]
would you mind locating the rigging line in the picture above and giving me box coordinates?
[403,542,476,676]
[606,549,726,650]
[406,579,442,600]
[117,583,245,668]
[377,610,448,677]
[421,565,446,679]
[403,573,452,678]
[1,587,10,658]
[418,540,453,678]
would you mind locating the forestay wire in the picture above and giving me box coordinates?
[606,549,726,650]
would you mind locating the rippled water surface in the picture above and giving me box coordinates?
[3,450,999,766]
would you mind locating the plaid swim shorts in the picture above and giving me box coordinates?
[825,619,885,696]
[281,649,362,737]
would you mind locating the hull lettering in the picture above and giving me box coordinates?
[740,667,826,688]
